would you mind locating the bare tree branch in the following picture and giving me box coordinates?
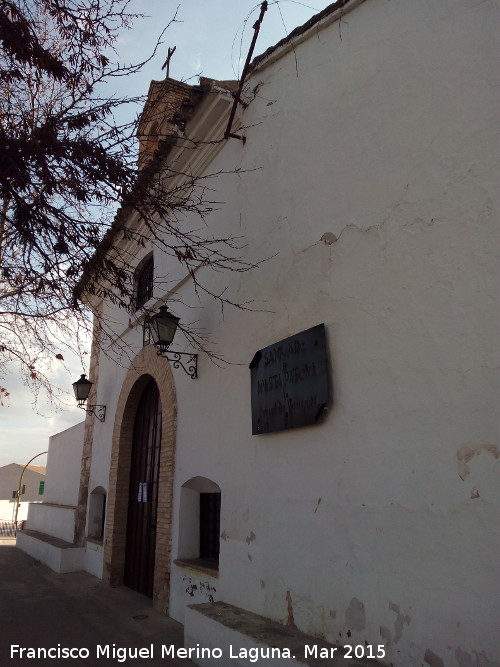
[0,1,262,405]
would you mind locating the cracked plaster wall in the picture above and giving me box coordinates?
[169,0,498,663]
[85,0,498,665]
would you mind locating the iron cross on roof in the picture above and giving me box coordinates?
[161,46,176,79]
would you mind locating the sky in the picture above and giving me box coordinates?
[0,0,333,469]
[117,0,328,85]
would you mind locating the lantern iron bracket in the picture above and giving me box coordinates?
[156,347,198,379]
[77,402,107,422]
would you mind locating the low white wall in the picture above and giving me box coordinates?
[84,540,104,578]
[170,564,219,625]
[26,503,76,543]
[184,607,305,667]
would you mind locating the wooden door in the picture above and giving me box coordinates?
[124,379,162,597]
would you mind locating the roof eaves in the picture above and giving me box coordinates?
[249,0,356,72]
[75,78,237,302]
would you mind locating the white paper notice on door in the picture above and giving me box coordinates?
[138,482,148,502]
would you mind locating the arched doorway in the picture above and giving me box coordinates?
[124,379,162,597]
[104,346,177,614]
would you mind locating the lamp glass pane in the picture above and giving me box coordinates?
[73,375,92,401]
[157,316,179,345]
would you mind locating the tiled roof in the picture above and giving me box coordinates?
[13,464,46,474]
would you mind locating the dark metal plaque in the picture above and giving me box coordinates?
[249,324,330,435]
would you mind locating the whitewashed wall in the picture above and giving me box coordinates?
[43,422,85,507]
[25,422,85,543]
[0,499,34,522]
[90,0,499,665]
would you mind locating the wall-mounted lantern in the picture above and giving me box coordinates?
[72,374,106,422]
[143,305,198,378]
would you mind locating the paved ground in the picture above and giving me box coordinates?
[0,540,195,666]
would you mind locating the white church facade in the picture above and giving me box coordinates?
[18,1,499,665]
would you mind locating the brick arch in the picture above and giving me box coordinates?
[103,345,177,614]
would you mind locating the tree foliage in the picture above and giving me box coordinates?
[0,0,253,403]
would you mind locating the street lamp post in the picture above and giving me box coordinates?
[14,451,48,530]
